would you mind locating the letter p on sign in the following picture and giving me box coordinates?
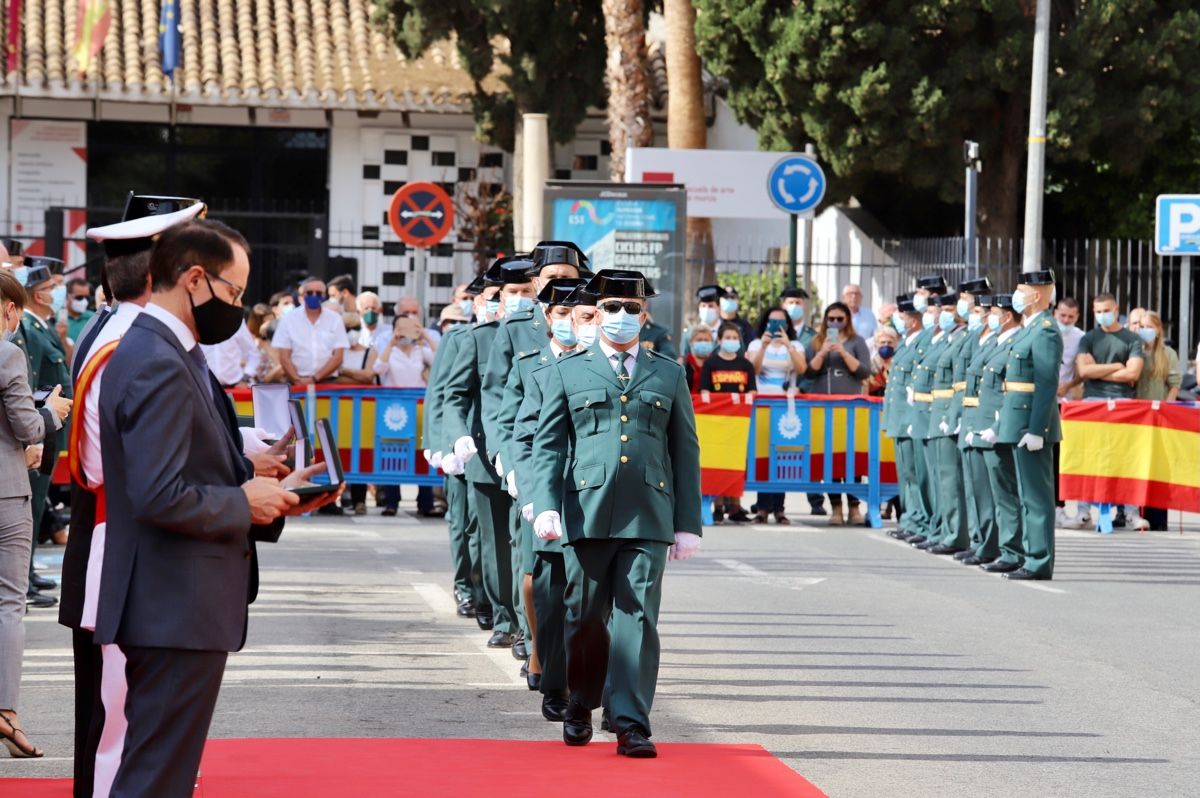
[1155,195,1200,256]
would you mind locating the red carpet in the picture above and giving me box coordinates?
[3,737,827,797]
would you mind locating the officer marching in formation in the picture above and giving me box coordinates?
[882,270,1063,581]
[419,256,702,757]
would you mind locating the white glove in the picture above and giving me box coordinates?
[953,421,960,434]
[669,532,702,561]
[965,432,974,447]
[494,453,504,476]
[505,470,518,499]
[534,510,562,540]
[906,425,913,436]
[453,435,477,464]
[1018,433,1045,452]
[521,503,534,523]
[430,451,444,469]
[422,448,432,464]
[239,427,274,455]
[906,386,915,406]
[979,428,997,445]
[441,452,464,475]
[939,421,950,435]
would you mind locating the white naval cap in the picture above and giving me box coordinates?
[86,195,206,258]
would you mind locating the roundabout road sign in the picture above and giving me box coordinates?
[388,182,455,248]
[767,155,826,217]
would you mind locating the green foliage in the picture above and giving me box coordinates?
[694,1,1200,237]
[374,0,608,150]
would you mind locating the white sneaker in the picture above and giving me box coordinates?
[1129,513,1150,531]
[1055,508,1073,528]
[1072,513,1093,529]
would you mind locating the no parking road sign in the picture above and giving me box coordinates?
[388,182,455,248]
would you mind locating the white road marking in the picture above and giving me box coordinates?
[412,582,524,688]
[1012,581,1068,594]
[713,558,825,590]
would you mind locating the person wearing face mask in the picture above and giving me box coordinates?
[918,291,974,555]
[994,270,1063,580]
[952,294,999,564]
[268,290,296,319]
[0,268,72,761]
[528,269,701,759]
[699,324,757,395]
[968,295,1026,571]
[442,257,532,653]
[272,276,351,386]
[717,286,756,346]
[1071,293,1145,531]
[779,287,827,515]
[882,293,935,543]
[1132,310,1181,532]
[65,278,96,345]
[681,284,726,363]
[15,258,73,608]
[683,325,714,390]
[355,290,392,351]
[866,327,900,396]
[497,278,589,713]
[422,275,487,626]
[326,274,357,315]
[92,219,340,797]
[638,300,678,360]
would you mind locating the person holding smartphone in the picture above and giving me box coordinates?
[746,307,808,524]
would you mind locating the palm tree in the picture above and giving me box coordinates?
[664,0,714,293]
[602,0,653,181]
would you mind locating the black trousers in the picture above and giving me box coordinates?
[104,645,227,798]
[71,628,105,798]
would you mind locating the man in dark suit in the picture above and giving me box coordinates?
[93,220,337,797]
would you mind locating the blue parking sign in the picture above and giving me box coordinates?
[1155,195,1200,256]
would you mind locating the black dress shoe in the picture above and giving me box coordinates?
[563,702,593,746]
[26,589,57,608]
[907,536,928,547]
[512,638,529,661]
[30,573,57,590]
[914,540,939,551]
[616,727,657,759]
[487,631,514,648]
[961,555,989,566]
[527,672,541,691]
[929,544,967,555]
[456,600,475,618]
[600,708,613,733]
[809,504,827,516]
[953,549,974,561]
[475,613,494,631]
[981,559,1020,573]
[1005,568,1050,581]
[542,694,569,721]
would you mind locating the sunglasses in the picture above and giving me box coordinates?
[599,300,644,315]
[303,290,324,298]
[825,315,847,323]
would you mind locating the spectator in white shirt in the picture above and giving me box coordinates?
[272,276,350,384]
[373,316,437,387]
[842,283,876,340]
[201,320,260,387]
[355,290,392,350]
[1054,297,1085,400]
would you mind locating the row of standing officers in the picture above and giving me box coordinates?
[882,270,1063,580]
[422,244,702,759]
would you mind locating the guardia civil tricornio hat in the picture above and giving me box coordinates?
[484,255,534,286]
[537,277,589,307]
[696,284,726,302]
[916,275,948,293]
[87,193,206,259]
[976,294,995,309]
[464,274,486,295]
[931,291,959,307]
[1019,270,1056,285]
[896,293,917,313]
[993,293,1015,309]
[959,276,991,294]
[780,287,810,301]
[585,269,658,300]
[531,241,589,272]
[22,257,61,288]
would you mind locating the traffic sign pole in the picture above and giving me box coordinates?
[788,214,797,289]
[1180,256,1192,367]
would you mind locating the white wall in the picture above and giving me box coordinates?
[801,207,897,313]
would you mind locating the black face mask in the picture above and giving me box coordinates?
[190,275,245,345]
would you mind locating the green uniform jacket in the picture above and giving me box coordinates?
[640,320,678,360]
[481,308,548,462]
[912,330,950,440]
[421,323,470,455]
[442,322,502,485]
[513,346,568,553]
[997,310,1063,444]
[497,343,555,482]
[882,329,918,438]
[959,333,997,448]
[20,312,72,397]
[946,330,982,435]
[930,327,970,437]
[530,344,702,545]
[971,332,1019,449]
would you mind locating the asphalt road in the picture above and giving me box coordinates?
[5,500,1199,797]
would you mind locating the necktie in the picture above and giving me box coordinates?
[187,346,214,399]
[610,353,629,382]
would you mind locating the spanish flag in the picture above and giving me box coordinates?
[695,394,753,496]
[1059,400,1200,512]
[72,0,112,75]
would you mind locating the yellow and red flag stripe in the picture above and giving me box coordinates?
[694,394,753,496]
[751,397,898,483]
[72,0,113,75]
[1059,400,1200,512]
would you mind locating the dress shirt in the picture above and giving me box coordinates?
[80,302,144,487]
[852,306,877,339]
[271,307,350,378]
[372,343,434,387]
[201,322,260,386]
[598,339,638,381]
[1058,324,1084,386]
